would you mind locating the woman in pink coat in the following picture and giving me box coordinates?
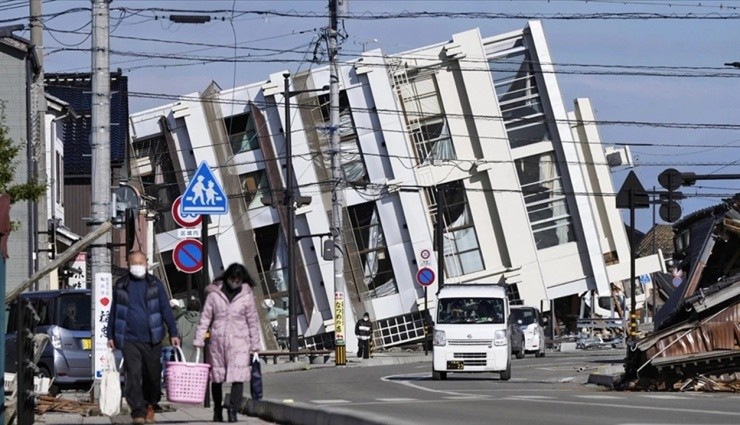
[194,264,261,422]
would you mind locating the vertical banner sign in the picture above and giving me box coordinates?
[68,252,87,289]
[93,273,113,378]
[334,292,345,345]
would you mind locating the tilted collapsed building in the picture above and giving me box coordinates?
[127,21,661,351]
[626,195,740,389]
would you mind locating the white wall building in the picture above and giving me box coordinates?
[128,21,661,351]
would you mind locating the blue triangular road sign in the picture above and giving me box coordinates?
[180,161,229,215]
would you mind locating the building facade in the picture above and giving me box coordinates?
[128,22,661,351]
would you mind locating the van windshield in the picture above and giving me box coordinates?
[57,294,92,331]
[437,298,505,324]
[510,308,536,326]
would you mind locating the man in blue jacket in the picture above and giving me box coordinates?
[107,251,180,424]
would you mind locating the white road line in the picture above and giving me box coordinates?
[507,395,556,399]
[500,397,740,417]
[575,395,625,400]
[443,396,489,400]
[641,394,691,400]
[376,398,419,402]
[311,399,352,404]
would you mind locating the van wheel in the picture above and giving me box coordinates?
[515,349,525,359]
[535,349,546,358]
[499,361,511,381]
[432,371,447,381]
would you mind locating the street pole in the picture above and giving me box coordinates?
[628,189,637,340]
[329,0,348,366]
[90,0,111,400]
[31,0,49,289]
[283,73,299,360]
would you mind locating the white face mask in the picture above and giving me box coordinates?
[129,265,147,279]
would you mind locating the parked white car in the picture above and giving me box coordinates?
[510,306,546,358]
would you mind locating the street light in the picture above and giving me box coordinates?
[262,73,327,359]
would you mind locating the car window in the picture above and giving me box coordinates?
[511,308,536,326]
[57,294,91,331]
[437,298,505,324]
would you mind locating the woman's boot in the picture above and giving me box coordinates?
[227,408,237,423]
[213,407,223,422]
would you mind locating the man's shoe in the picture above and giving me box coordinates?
[132,418,146,425]
[145,405,156,423]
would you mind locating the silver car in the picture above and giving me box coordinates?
[4,289,117,394]
[510,306,546,358]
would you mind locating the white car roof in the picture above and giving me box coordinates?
[436,284,507,298]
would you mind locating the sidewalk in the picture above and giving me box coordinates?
[29,349,432,424]
[34,402,273,424]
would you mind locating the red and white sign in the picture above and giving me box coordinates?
[93,272,113,380]
[172,195,203,228]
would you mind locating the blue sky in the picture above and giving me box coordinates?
[6,0,739,231]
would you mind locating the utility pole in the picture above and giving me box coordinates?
[90,0,111,399]
[329,0,348,366]
[30,0,49,289]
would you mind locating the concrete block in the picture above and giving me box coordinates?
[559,342,578,352]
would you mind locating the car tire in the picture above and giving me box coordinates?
[432,370,447,381]
[535,350,546,358]
[499,361,511,381]
[515,347,525,359]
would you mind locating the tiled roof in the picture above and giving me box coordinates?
[45,72,128,176]
[637,224,674,258]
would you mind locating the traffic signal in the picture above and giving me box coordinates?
[658,168,684,223]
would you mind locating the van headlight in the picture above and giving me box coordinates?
[50,327,62,349]
[433,329,447,346]
[493,330,507,346]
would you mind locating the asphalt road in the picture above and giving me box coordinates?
[262,350,740,425]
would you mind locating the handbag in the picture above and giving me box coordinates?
[250,353,263,400]
[99,348,123,417]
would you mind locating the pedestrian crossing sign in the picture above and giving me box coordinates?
[180,161,229,215]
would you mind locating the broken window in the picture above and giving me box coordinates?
[254,224,296,318]
[224,113,258,154]
[426,181,485,277]
[515,152,575,249]
[132,135,180,233]
[239,170,270,210]
[316,91,368,182]
[348,202,398,298]
[395,69,455,165]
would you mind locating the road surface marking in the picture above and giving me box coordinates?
[575,395,624,399]
[641,394,691,400]
[500,397,740,417]
[507,395,555,399]
[376,398,419,402]
[311,399,352,404]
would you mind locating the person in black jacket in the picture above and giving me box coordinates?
[107,251,180,425]
[355,312,372,359]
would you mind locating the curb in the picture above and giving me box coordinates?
[244,399,415,425]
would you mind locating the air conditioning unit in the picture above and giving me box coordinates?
[604,146,633,168]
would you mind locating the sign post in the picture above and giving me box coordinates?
[615,171,649,340]
[416,267,435,355]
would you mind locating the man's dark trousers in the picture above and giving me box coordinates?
[358,339,370,359]
[123,341,163,418]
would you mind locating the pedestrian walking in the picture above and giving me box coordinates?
[176,297,202,363]
[106,251,181,425]
[355,312,373,359]
[194,264,261,423]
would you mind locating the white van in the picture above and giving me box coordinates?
[432,284,511,381]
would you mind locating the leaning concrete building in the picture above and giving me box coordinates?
[128,21,661,351]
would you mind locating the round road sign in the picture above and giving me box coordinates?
[416,267,435,287]
[172,195,203,228]
[172,239,203,274]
